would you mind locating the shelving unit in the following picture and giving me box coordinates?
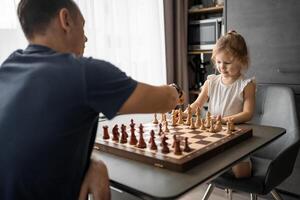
[187,1,225,103]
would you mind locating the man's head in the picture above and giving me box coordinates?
[17,0,87,56]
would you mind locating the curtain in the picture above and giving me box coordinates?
[163,0,189,103]
[0,0,26,63]
[0,0,167,86]
[75,0,167,85]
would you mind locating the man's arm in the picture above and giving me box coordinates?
[118,82,180,114]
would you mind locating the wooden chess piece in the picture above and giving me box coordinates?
[189,117,196,129]
[120,131,127,143]
[163,121,169,132]
[214,115,222,132]
[149,130,157,150]
[183,137,192,152]
[129,128,138,145]
[161,113,166,124]
[161,135,170,154]
[200,118,206,130]
[226,121,232,134]
[139,123,144,133]
[172,134,177,148]
[177,108,184,125]
[195,107,201,128]
[112,125,119,142]
[174,139,182,155]
[102,125,110,140]
[153,113,158,124]
[185,104,192,125]
[137,132,146,148]
[229,118,235,131]
[205,111,211,128]
[158,123,163,136]
[208,119,216,133]
[171,110,178,126]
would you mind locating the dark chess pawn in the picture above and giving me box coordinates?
[149,130,157,150]
[137,131,146,148]
[172,135,177,148]
[129,128,138,145]
[161,135,170,154]
[174,139,182,155]
[121,124,128,138]
[139,123,144,133]
[120,131,127,144]
[130,119,135,129]
[102,125,110,140]
[112,125,119,142]
[183,137,191,152]
[158,123,163,136]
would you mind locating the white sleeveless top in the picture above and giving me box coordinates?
[207,74,255,117]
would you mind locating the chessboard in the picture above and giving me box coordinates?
[94,113,253,172]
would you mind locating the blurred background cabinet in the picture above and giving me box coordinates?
[187,0,226,103]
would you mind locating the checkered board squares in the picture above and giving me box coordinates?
[95,121,252,172]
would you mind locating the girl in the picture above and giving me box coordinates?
[187,30,256,178]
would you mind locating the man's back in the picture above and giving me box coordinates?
[0,45,137,199]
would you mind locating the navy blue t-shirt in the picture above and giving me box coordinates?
[0,44,137,199]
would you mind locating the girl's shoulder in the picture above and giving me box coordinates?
[238,76,256,92]
[207,74,221,82]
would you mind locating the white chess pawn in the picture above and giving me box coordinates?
[208,119,216,133]
[153,113,158,124]
[195,107,201,128]
[177,108,184,125]
[189,118,196,129]
[163,121,169,132]
[226,121,232,134]
[200,119,206,130]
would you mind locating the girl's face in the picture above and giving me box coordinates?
[215,51,242,79]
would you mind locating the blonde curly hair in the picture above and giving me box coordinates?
[211,30,249,73]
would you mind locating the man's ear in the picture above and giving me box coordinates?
[58,8,74,33]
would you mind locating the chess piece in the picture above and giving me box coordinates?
[185,104,192,125]
[208,119,216,133]
[172,134,177,148]
[158,123,163,136]
[189,117,196,129]
[161,135,170,154]
[214,115,222,132]
[161,113,166,123]
[120,130,127,143]
[139,123,144,133]
[137,132,147,148]
[102,125,110,140]
[149,130,157,150]
[163,121,169,132]
[174,139,182,155]
[129,128,138,145]
[195,107,201,128]
[226,121,232,134]
[205,111,211,128]
[121,124,128,138]
[130,119,135,129]
[183,137,192,152]
[152,113,158,124]
[171,110,178,126]
[229,118,235,131]
[177,108,184,125]
[200,118,206,130]
[112,125,119,142]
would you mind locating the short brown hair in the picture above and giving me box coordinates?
[211,30,249,70]
[17,0,79,39]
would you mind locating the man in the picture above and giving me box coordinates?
[0,0,183,200]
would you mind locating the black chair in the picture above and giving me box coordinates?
[201,85,300,200]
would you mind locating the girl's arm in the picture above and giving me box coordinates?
[223,82,256,124]
[189,80,209,114]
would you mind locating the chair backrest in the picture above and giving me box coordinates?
[249,84,300,159]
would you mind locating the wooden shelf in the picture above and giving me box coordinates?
[189,6,224,14]
[188,50,213,55]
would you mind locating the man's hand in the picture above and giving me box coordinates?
[79,158,111,200]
